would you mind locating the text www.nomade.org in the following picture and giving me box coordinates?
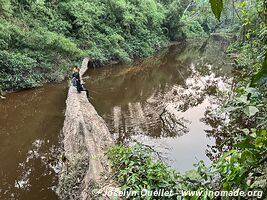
[104,189,263,199]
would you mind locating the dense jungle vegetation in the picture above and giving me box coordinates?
[1,0,234,91]
[0,0,266,199]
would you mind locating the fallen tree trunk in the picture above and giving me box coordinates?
[58,58,115,200]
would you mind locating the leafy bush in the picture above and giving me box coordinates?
[0,18,83,90]
[0,50,41,90]
[164,0,186,40]
[180,15,207,38]
[0,0,177,90]
[107,144,180,198]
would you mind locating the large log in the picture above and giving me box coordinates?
[61,58,115,199]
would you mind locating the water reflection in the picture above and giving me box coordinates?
[201,94,237,160]
[0,84,67,200]
[85,39,233,171]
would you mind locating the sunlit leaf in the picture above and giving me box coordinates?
[222,106,241,113]
[241,1,247,7]
[236,95,248,104]
[244,106,259,117]
[241,128,249,135]
[245,87,260,97]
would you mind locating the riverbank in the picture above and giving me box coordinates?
[0,38,216,98]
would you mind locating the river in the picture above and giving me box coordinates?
[0,39,233,199]
[0,84,67,199]
[85,40,233,171]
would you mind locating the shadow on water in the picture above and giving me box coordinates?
[0,83,67,200]
[85,38,233,172]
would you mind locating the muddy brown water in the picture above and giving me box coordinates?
[0,84,67,200]
[85,40,233,171]
[0,39,233,199]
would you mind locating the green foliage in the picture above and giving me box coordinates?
[173,0,219,39]
[209,17,267,192]
[251,53,267,86]
[226,0,267,86]
[202,1,267,196]
[0,50,41,90]
[0,0,12,16]
[107,145,231,200]
[2,0,240,91]
[1,0,177,91]
[0,17,83,90]
[106,2,267,200]
[215,78,267,193]
[163,0,186,40]
[58,0,168,62]
[107,144,180,198]
[223,86,265,121]
[180,15,207,38]
[215,129,267,191]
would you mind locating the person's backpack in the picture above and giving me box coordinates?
[72,77,77,87]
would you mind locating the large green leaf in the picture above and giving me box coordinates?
[209,0,223,20]
[251,53,267,86]
[244,106,259,117]
[234,136,255,149]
